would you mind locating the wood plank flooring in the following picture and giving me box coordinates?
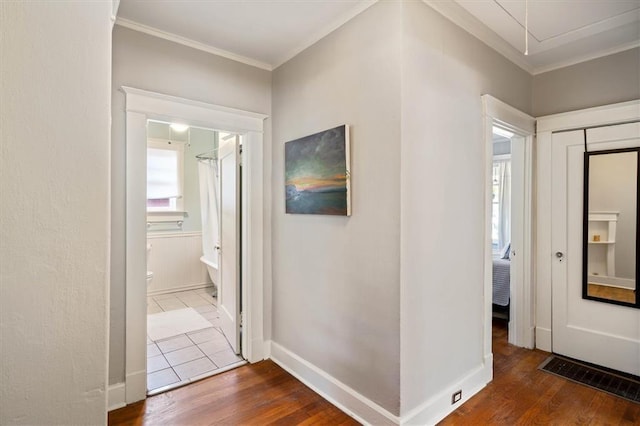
[110,320,639,425]
[438,319,640,425]
[108,359,359,425]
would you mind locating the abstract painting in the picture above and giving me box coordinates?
[285,125,351,216]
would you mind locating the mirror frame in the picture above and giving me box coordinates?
[583,147,640,308]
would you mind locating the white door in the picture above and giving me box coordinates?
[218,136,241,354]
[551,122,640,375]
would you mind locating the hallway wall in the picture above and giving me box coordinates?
[1,2,112,423]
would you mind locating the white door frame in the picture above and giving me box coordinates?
[121,86,268,404]
[535,99,640,352]
[482,95,536,354]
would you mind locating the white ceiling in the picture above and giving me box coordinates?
[116,0,640,74]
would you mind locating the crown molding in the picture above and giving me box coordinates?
[422,0,534,74]
[114,17,273,71]
[531,41,640,75]
[272,0,378,69]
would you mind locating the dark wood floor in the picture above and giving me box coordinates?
[110,321,639,425]
[108,360,359,425]
[439,319,640,425]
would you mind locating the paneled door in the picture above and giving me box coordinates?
[551,123,639,375]
[218,136,241,354]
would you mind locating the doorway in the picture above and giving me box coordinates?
[482,95,535,363]
[121,87,267,404]
[144,122,245,394]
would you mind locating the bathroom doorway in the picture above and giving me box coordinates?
[144,121,245,394]
[121,87,267,404]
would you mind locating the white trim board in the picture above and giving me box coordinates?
[121,87,268,404]
[115,18,272,71]
[108,383,126,412]
[269,342,399,426]
[401,355,492,425]
[482,95,536,351]
[269,343,492,425]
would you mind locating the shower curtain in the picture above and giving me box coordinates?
[198,159,220,263]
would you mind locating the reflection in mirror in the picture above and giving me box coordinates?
[584,148,639,308]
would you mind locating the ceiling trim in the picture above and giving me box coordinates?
[272,0,378,69]
[114,17,273,71]
[532,41,640,75]
[422,0,534,74]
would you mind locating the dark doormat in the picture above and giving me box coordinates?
[539,355,640,403]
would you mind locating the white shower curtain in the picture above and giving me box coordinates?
[198,159,219,263]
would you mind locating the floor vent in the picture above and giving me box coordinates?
[539,355,640,403]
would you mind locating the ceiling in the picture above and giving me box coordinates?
[116,0,640,74]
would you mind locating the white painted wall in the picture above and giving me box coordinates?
[111,26,271,385]
[0,2,111,424]
[400,1,532,419]
[147,233,212,294]
[533,48,640,116]
[272,1,402,415]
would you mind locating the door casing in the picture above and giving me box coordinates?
[120,87,267,404]
[482,95,536,360]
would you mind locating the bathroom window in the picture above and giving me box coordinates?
[147,139,184,212]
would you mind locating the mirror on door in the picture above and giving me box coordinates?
[583,147,640,308]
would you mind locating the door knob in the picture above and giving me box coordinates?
[555,251,564,259]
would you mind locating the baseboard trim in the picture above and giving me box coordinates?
[147,283,214,297]
[269,341,399,425]
[108,382,126,411]
[536,326,552,352]
[401,355,492,425]
[125,369,147,404]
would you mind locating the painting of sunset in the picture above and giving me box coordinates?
[285,125,351,216]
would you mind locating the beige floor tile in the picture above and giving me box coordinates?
[156,298,186,311]
[208,349,243,368]
[194,304,216,314]
[147,368,179,391]
[164,345,205,366]
[197,338,232,357]
[147,355,170,373]
[187,328,220,344]
[173,357,217,381]
[147,343,161,358]
[156,335,193,353]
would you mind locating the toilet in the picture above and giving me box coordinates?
[146,243,153,287]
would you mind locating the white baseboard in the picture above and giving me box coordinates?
[147,282,214,297]
[536,326,552,352]
[402,355,492,425]
[108,383,126,411]
[125,369,147,404]
[269,341,400,425]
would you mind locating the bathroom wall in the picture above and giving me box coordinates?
[111,25,272,385]
[147,233,212,294]
[1,2,112,423]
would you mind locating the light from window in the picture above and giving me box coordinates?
[147,141,184,212]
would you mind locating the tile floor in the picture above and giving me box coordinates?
[146,288,244,394]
